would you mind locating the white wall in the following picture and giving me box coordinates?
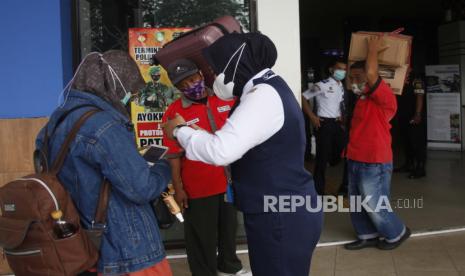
[256,0,302,103]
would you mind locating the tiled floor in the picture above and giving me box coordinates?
[319,150,465,243]
[1,151,464,275]
[167,150,465,276]
[167,231,465,276]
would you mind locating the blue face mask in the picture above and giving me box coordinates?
[333,69,346,81]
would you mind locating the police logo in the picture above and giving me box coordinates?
[155,32,165,42]
[137,35,147,43]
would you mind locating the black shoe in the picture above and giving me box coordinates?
[344,238,378,250]
[409,170,426,179]
[409,164,426,179]
[377,227,411,250]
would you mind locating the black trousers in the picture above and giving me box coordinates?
[243,208,322,276]
[303,112,313,161]
[184,194,242,276]
[313,119,346,195]
[399,120,427,165]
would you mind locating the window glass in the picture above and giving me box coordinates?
[77,0,250,58]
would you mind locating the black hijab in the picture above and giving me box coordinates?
[202,32,278,98]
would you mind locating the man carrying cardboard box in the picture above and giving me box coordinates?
[349,31,412,95]
[344,36,411,251]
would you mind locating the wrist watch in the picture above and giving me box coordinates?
[173,123,187,139]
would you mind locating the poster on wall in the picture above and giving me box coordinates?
[128,27,191,147]
[425,64,462,150]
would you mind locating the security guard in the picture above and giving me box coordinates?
[137,66,178,112]
[307,59,347,195]
[394,70,426,178]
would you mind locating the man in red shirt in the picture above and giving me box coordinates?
[162,59,251,276]
[344,36,410,251]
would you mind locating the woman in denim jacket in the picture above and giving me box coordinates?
[36,50,173,275]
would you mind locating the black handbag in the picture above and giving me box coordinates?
[151,193,175,229]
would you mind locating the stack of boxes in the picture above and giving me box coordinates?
[348,31,412,95]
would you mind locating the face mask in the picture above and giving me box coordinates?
[212,43,246,101]
[213,74,235,101]
[333,69,346,81]
[351,83,366,95]
[182,79,206,100]
[121,91,132,105]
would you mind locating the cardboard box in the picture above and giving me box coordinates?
[349,61,409,95]
[349,32,412,67]
[379,64,409,95]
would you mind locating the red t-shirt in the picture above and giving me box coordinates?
[347,79,397,163]
[162,95,235,199]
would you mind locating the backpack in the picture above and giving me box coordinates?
[0,107,110,276]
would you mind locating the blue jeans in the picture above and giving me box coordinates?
[348,160,406,243]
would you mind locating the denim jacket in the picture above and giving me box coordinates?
[36,91,171,275]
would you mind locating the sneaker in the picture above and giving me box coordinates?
[218,268,252,276]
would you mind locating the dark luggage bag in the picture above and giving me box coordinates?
[153,15,242,87]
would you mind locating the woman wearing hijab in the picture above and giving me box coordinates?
[36,50,173,275]
[163,33,323,276]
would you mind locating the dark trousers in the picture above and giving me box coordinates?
[184,194,242,276]
[338,158,349,195]
[303,112,313,161]
[243,209,323,276]
[400,121,427,166]
[314,119,346,194]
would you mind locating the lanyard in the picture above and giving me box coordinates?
[205,101,233,185]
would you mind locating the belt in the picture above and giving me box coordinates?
[320,117,339,121]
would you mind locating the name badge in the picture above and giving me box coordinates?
[217,105,231,113]
[186,118,200,126]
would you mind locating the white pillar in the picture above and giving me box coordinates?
[439,21,465,150]
[256,0,302,103]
